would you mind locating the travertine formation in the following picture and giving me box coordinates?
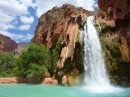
[32,4,94,68]
[96,0,130,27]
[96,0,130,86]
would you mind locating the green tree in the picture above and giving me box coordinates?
[16,43,50,82]
[49,38,62,76]
[0,54,16,77]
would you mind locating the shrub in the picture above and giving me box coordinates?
[16,43,50,81]
[0,54,16,77]
[49,38,62,76]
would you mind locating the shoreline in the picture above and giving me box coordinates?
[0,77,58,85]
[0,78,28,84]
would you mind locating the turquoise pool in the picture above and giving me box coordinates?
[0,84,130,97]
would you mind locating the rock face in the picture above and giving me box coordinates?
[96,0,130,86]
[32,4,94,85]
[0,34,17,53]
[0,38,5,54]
[96,0,130,27]
[32,4,94,68]
[32,2,130,86]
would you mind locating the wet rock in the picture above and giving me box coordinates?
[62,75,68,86]
[41,77,58,85]
[97,0,130,87]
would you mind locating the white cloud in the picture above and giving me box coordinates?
[0,11,15,24]
[26,34,34,40]
[20,0,35,7]
[20,16,34,24]
[0,23,15,30]
[34,0,96,17]
[0,0,35,31]
[0,0,28,15]
[19,25,31,31]
[0,31,33,41]
[0,31,25,40]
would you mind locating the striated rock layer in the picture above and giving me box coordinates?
[96,0,130,86]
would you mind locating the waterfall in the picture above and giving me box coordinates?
[81,16,113,92]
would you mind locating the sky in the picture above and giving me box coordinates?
[0,0,98,43]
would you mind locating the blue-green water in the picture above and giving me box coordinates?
[0,84,130,97]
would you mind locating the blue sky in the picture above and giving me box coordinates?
[0,0,98,43]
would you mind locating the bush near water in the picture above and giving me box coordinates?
[0,39,62,83]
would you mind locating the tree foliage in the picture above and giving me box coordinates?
[16,43,50,81]
[0,40,62,82]
[50,38,62,74]
[0,54,16,77]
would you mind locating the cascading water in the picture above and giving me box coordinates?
[83,16,110,87]
[80,16,121,93]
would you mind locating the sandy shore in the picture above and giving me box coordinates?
[0,78,28,84]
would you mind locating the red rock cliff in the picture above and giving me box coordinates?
[0,34,17,53]
[32,4,94,68]
[96,0,130,27]
[96,0,130,86]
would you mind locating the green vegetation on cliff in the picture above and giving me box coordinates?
[99,31,130,86]
[49,38,62,76]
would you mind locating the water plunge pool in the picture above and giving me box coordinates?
[0,84,130,97]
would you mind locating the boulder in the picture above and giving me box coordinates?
[41,77,58,85]
[62,75,68,86]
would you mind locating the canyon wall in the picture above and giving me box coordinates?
[0,34,17,53]
[32,4,94,85]
[32,1,130,86]
[96,0,130,86]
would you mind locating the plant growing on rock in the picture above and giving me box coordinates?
[49,38,62,76]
